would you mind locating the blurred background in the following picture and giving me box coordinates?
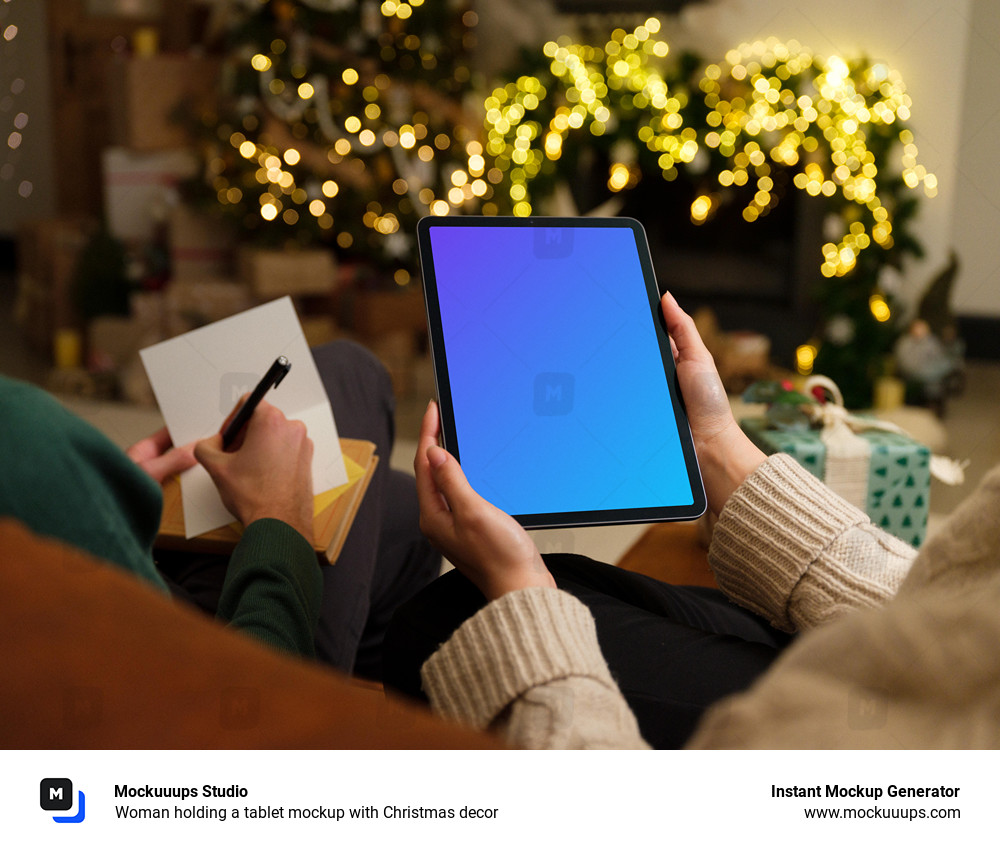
[2,0,998,563]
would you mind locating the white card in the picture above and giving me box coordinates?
[139,296,348,538]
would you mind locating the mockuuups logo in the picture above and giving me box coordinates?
[40,778,86,823]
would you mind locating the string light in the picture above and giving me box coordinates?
[204,4,933,288]
[1,4,31,200]
[200,0,481,264]
[479,27,935,277]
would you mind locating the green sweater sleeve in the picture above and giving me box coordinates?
[0,375,168,591]
[218,518,323,658]
[1,376,323,659]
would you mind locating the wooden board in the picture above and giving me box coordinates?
[157,439,377,564]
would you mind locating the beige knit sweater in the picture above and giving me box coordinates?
[421,454,1000,748]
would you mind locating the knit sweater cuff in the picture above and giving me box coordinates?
[219,518,323,657]
[421,587,615,730]
[708,453,871,630]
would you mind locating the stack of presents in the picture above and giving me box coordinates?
[14,49,423,403]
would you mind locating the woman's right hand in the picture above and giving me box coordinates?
[414,400,555,601]
[660,291,765,515]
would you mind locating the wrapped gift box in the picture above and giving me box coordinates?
[15,217,94,357]
[102,148,198,242]
[164,278,256,336]
[238,247,337,298]
[106,54,221,152]
[740,417,931,546]
[168,205,236,281]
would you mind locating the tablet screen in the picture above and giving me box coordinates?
[418,217,705,528]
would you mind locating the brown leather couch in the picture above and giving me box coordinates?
[0,518,496,749]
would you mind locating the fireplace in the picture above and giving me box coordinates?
[615,165,825,367]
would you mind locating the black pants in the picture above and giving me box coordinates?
[383,554,793,748]
[157,340,440,680]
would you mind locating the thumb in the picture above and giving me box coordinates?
[142,443,197,484]
[427,446,480,513]
[194,433,226,472]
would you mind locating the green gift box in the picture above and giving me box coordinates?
[740,417,931,547]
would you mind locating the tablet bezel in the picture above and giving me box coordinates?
[416,215,706,529]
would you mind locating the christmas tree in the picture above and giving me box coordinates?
[191,0,481,287]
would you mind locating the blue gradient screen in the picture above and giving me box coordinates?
[428,223,694,519]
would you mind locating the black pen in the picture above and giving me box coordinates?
[221,356,292,449]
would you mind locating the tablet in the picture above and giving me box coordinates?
[416,216,706,529]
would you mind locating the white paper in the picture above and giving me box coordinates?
[139,296,348,538]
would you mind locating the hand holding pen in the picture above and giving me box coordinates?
[194,356,316,543]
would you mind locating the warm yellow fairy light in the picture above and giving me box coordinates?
[260,203,278,221]
[322,180,339,198]
[690,194,713,223]
[283,148,300,166]
[251,54,271,72]
[608,163,630,191]
[796,344,817,375]
[869,294,891,322]
[342,68,359,85]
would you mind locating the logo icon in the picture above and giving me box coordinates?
[40,778,86,823]
[220,686,260,730]
[533,227,574,259]
[847,687,888,731]
[219,372,260,415]
[533,373,575,416]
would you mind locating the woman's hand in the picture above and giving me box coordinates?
[415,400,555,601]
[661,291,766,515]
[194,401,315,544]
[126,427,197,485]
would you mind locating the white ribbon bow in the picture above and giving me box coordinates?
[803,376,967,488]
